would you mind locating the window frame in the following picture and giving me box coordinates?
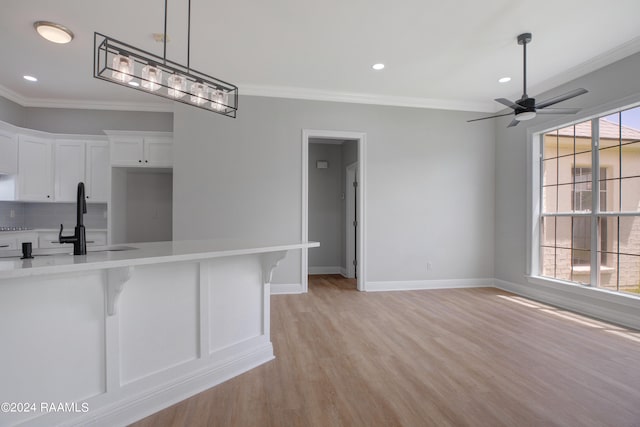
[527,94,640,297]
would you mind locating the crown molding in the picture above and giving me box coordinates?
[0,84,174,113]
[239,84,496,113]
[0,82,495,114]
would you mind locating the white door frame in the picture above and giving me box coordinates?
[302,129,367,292]
[345,162,358,279]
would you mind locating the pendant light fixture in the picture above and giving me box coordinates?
[93,0,238,117]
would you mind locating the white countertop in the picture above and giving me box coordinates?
[0,239,319,279]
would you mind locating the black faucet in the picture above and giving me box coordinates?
[59,182,87,255]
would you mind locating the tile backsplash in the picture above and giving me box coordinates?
[0,202,107,229]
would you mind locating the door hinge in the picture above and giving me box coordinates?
[353,181,358,188]
[353,220,358,227]
[353,259,357,267]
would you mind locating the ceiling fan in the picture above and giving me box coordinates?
[468,33,588,127]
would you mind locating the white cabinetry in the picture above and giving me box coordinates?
[17,135,54,201]
[85,142,109,202]
[54,140,85,202]
[0,128,18,175]
[108,133,173,167]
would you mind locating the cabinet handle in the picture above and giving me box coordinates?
[145,160,148,163]
[138,160,142,163]
[46,195,50,198]
[0,244,9,248]
[86,196,90,199]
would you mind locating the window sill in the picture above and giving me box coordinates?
[571,265,615,273]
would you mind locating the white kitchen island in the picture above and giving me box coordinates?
[0,239,318,427]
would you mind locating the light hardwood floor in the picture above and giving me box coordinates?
[132,275,640,427]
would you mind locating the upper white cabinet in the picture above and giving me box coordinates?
[85,141,109,202]
[144,136,173,167]
[18,135,54,201]
[108,132,173,168]
[54,140,85,202]
[0,129,18,175]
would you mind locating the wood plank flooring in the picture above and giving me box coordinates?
[132,275,640,427]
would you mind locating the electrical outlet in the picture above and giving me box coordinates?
[427,262,432,272]
[10,209,15,218]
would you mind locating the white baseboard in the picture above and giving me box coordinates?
[69,344,274,427]
[495,278,640,331]
[366,278,494,292]
[270,283,304,294]
[308,266,343,275]
[340,267,349,278]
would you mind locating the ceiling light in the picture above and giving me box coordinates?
[498,76,511,83]
[34,21,74,44]
[23,75,38,82]
[515,111,536,121]
[93,0,237,117]
[372,63,385,70]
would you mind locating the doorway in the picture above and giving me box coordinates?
[302,129,366,292]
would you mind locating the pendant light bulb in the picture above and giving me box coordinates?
[141,65,162,91]
[168,75,187,98]
[111,55,134,83]
[190,83,208,105]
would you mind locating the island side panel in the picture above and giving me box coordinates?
[207,255,268,359]
[0,271,106,427]
[118,262,200,385]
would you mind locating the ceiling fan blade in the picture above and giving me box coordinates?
[495,98,520,110]
[536,108,581,115]
[507,119,520,128]
[535,88,588,109]
[467,112,514,123]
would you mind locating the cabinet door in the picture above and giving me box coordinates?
[18,135,53,201]
[54,140,86,202]
[110,137,143,166]
[86,142,110,202]
[0,129,18,175]
[143,137,173,167]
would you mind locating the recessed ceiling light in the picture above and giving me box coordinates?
[128,81,140,87]
[498,77,511,83]
[23,75,38,82]
[372,63,385,71]
[34,21,74,44]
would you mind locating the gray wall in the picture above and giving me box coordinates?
[125,171,173,243]
[0,96,26,127]
[308,143,343,269]
[495,52,640,285]
[173,96,495,286]
[111,168,173,244]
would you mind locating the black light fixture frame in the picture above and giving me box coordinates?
[93,0,238,118]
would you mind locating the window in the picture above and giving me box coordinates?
[537,106,640,295]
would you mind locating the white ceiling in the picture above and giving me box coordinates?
[2,0,640,113]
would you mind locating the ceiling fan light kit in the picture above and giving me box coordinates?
[468,32,588,127]
[93,0,238,117]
